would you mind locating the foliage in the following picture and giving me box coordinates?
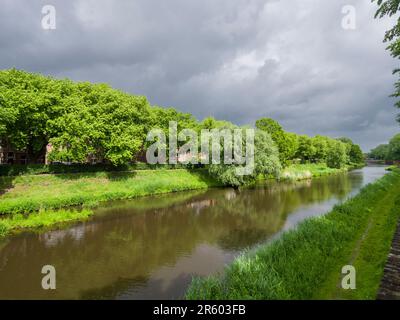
[0,69,151,166]
[186,170,400,299]
[46,82,151,165]
[292,135,355,168]
[0,69,364,185]
[281,163,346,181]
[295,135,316,162]
[386,164,399,171]
[0,69,64,161]
[199,117,236,130]
[349,143,365,164]
[311,135,329,163]
[326,140,348,169]
[255,118,298,167]
[0,162,203,176]
[369,133,400,160]
[146,106,199,156]
[253,130,282,177]
[337,137,364,165]
[0,209,93,238]
[373,0,400,122]
[388,133,400,160]
[208,129,281,187]
[369,144,390,160]
[0,169,221,214]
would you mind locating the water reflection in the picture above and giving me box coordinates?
[0,167,386,299]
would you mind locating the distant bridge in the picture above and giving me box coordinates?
[366,159,399,165]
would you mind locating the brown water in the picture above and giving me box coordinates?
[0,166,387,299]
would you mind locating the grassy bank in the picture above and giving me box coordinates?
[0,169,220,215]
[280,163,348,181]
[0,164,345,215]
[0,162,199,177]
[186,169,400,300]
[0,209,93,238]
[0,164,361,238]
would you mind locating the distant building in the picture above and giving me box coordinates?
[0,141,46,165]
[0,143,28,164]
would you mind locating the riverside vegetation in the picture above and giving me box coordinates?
[186,168,400,300]
[0,169,220,215]
[2,1,399,298]
[0,164,347,238]
[0,209,93,238]
[0,70,364,235]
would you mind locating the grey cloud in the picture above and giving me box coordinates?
[0,0,399,151]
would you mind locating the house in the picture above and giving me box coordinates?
[0,141,47,165]
[0,143,28,164]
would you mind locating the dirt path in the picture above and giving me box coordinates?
[377,220,400,300]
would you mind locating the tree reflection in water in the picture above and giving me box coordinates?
[0,167,383,300]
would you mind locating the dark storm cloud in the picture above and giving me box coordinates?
[0,0,399,151]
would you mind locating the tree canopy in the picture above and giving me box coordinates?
[373,0,400,123]
[326,140,348,169]
[0,69,151,165]
[0,69,365,186]
[254,118,363,169]
[369,144,390,160]
[255,118,298,167]
[208,129,281,187]
[388,133,400,160]
[369,133,400,161]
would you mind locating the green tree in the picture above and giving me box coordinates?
[255,118,298,167]
[312,135,329,163]
[295,135,316,162]
[48,83,151,165]
[326,140,347,169]
[199,117,235,130]
[369,144,390,160]
[208,129,281,187]
[0,69,152,166]
[349,144,365,164]
[388,133,400,160]
[337,137,364,165]
[373,0,400,122]
[0,69,70,162]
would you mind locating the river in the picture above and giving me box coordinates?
[0,166,387,299]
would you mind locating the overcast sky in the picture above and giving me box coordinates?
[1,0,399,151]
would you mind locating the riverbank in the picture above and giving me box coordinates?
[0,164,355,238]
[0,164,347,215]
[280,163,349,181]
[0,209,93,238]
[186,169,400,299]
[0,169,220,216]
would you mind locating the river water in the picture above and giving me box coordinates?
[0,166,387,299]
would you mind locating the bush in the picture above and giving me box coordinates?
[208,129,281,187]
[326,141,347,169]
[0,221,9,237]
[186,170,400,299]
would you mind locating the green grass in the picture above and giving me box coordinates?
[0,169,220,215]
[0,162,200,176]
[281,163,347,181]
[317,181,400,299]
[0,164,359,239]
[0,209,93,238]
[186,169,400,300]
